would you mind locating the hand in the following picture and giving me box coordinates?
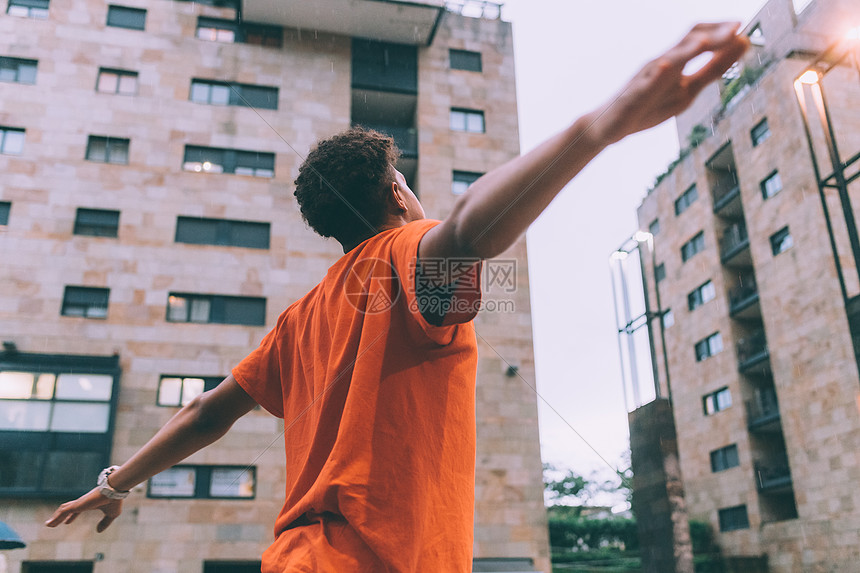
[593,22,750,144]
[45,487,124,533]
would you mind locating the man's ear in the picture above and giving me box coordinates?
[388,181,408,213]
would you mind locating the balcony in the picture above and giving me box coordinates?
[729,273,760,318]
[746,387,780,432]
[355,124,418,159]
[737,329,769,372]
[242,0,445,46]
[755,461,792,493]
[720,221,751,266]
[712,184,742,217]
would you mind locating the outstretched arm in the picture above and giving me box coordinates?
[45,375,258,532]
[420,22,749,262]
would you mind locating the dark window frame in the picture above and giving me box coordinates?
[73,208,120,238]
[654,263,666,283]
[695,332,723,363]
[61,286,110,319]
[718,505,750,532]
[710,444,740,472]
[166,292,266,326]
[0,352,121,498]
[189,79,279,110]
[770,226,793,255]
[182,145,275,178]
[703,386,732,415]
[449,49,482,72]
[85,135,130,165]
[751,118,771,147]
[0,56,38,84]
[175,216,270,249]
[674,184,698,216]
[0,201,9,225]
[147,465,256,499]
[6,0,49,18]
[106,4,146,30]
[681,231,705,262]
[195,16,283,48]
[157,375,222,407]
[687,280,715,311]
[96,67,138,95]
[0,126,25,155]
[452,170,483,195]
[450,108,485,134]
[649,218,660,236]
[760,170,783,199]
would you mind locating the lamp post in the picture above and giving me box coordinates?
[610,230,670,412]
[794,26,860,365]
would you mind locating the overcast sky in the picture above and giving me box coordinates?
[500,0,766,479]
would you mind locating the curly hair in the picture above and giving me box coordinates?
[294,127,400,246]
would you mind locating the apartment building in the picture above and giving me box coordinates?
[632,0,860,570]
[0,0,550,571]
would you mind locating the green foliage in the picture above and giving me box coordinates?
[548,513,639,553]
[544,464,588,508]
[720,64,765,107]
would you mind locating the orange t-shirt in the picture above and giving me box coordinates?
[232,219,482,572]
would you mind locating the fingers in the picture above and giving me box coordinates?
[664,22,744,68]
[45,504,73,528]
[96,514,116,533]
[686,35,750,94]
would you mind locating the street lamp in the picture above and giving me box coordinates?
[610,231,671,412]
[793,26,860,366]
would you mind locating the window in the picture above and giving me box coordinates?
[674,184,698,215]
[183,145,274,177]
[21,562,95,573]
[654,263,666,283]
[695,332,723,362]
[0,126,25,155]
[688,280,716,311]
[96,68,137,95]
[175,216,270,249]
[85,136,129,165]
[649,218,660,236]
[167,293,266,326]
[748,24,765,46]
[0,56,37,84]
[681,232,705,262]
[157,375,221,407]
[6,0,49,18]
[203,562,263,573]
[770,226,793,255]
[73,208,120,238]
[760,171,782,199]
[449,49,482,72]
[196,17,283,48]
[61,286,109,319]
[450,108,485,133]
[190,79,278,110]
[718,505,750,532]
[703,387,732,415]
[751,118,771,147]
[452,171,482,195]
[148,465,255,499]
[0,201,9,225]
[710,444,740,472]
[106,5,146,30]
[662,309,674,329]
[0,353,119,496]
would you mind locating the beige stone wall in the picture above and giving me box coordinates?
[0,2,548,572]
[636,0,860,568]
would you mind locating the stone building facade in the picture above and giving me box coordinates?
[0,0,550,571]
[635,0,860,570]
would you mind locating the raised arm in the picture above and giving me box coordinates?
[45,375,258,532]
[419,22,749,262]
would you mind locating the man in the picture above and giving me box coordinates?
[47,23,748,572]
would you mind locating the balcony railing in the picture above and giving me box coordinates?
[755,461,792,492]
[737,329,768,371]
[746,387,780,430]
[712,184,740,213]
[720,221,749,262]
[729,273,759,315]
